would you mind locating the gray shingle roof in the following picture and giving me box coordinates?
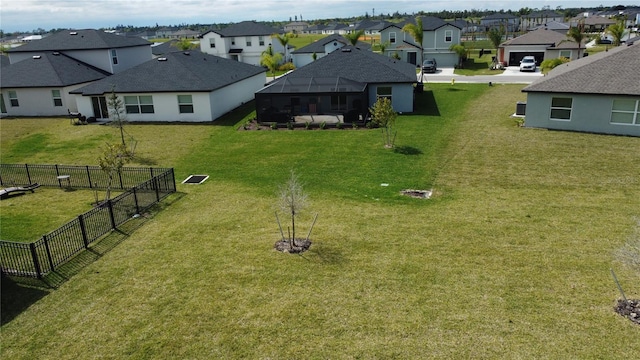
[0,55,9,67]
[151,39,182,56]
[500,28,578,49]
[7,29,150,52]
[0,52,110,88]
[202,21,282,37]
[522,42,640,96]
[523,10,563,18]
[282,45,416,84]
[482,13,518,20]
[72,51,266,95]
[291,34,370,54]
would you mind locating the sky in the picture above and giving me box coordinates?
[0,0,635,33]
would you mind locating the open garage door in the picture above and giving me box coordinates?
[508,52,544,66]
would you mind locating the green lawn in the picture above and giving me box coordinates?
[1,84,639,358]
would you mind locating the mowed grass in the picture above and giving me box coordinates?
[1,84,639,358]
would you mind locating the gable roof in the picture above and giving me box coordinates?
[482,13,518,20]
[291,34,370,54]
[72,51,265,95]
[383,16,460,32]
[501,28,572,46]
[151,39,182,56]
[201,21,282,37]
[0,52,110,88]
[532,21,570,31]
[522,42,640,96]
[523,10,564,18]
[280,45,416,84]
[7,29,150,53]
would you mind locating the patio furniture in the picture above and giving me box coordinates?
[0,183,41,199]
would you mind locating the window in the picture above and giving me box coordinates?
[389,32,396,44]
[8,90,19,107]
[330,95,346,111]
[559,50,571,59]
[377,86,392,101]
[611,99,640,125]
[178,95,193,113]
[259,36,265,46]
[209,39,216,48]
[111,49,118,65]
[550,97,572,121]
[445,30,453,42]
[52,90,63,107]
[124,95,154,114]
[246,37,252,46]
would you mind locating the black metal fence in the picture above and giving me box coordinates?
[0,165,176,279]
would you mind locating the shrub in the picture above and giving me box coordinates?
[336,122,343,129]
[287,121,294,130]
[319,121,326,130]
[541,57,570,74]
[270,122,278,130]
[278,62,295,71]
[305,121,311,130]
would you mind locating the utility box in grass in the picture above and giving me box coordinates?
[516,101,527,116]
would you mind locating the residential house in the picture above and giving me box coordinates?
[290,34,371,68]
[71,51,266,122]
[522,41,640,137]
[531,21,570,34]
[322,23,350,35]
[0,52,110,116]
[498,28,582,66]
[520,11,565,31]
[352,20,389,36]
[6,29,152,74]
[199,21,284,66]
[168,29,201,40]
[304,24,327,34]
[284,22,309,34]
[255,45,417,123]
[133,30,159,40]
[480,13,520,33]
[380,16,462,67]
[569,15,615,32]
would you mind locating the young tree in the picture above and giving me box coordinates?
[344,29,365,46]
[487,26,504,51]
[260,45,283,80]
[402,17,424,82]
[369,97,397,148]
[616,219,640,276]
[378,41,390,55]
[174,38,197,51]
[97,143,129,201]
[449,44,467,68]
[278,171,308,247]
[107,89,128,147]
[567,23,585,58]
[607,20,626,46]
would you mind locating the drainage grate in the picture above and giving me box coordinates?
[182,175,209,184]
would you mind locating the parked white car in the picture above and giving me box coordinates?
[519,56,536,72]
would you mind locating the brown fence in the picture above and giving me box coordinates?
[0,165,176,279]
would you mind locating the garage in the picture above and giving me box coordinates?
[508,52,544,66]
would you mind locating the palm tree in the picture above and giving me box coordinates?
[344,29,365,46]
[402,17,424,82]
[567,23,585,58]
[260,45,283,80]
[272,33,291,62]
[607,20,626,46]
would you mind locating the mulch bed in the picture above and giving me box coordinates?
[615,299,640,325]
[274,238,312,254]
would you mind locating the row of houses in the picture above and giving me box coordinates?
[1,17,638,137]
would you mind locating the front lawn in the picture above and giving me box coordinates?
[1,84,639,358]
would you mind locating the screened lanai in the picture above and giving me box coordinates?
[255,76,369,123]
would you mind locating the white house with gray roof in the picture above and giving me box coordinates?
[7,29,152,74]
[522,42,640,136]
[498,28,582,66]
[71,51,266,122]
[0,52,110,116]
[290,34,371,68]
[199,21,285,66]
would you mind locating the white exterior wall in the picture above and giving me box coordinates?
[0,85,92,117]
[209,74,266,120]
[201,32,281,66]
[61,46,151,74]
[524,92,640,136]
[368,84,414,113]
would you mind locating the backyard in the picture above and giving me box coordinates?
[1,83,639,358]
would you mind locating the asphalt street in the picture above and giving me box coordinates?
[419,66,543,84]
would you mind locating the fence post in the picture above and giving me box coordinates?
[118,170,124,190]
[154,176,160,202]
[29,242,43,279]
[150,167,154,179]
[171,169,176,191]
[26,164,32,185]
[42,234,55,272]
[107,199,117,230]
[78,214,89,248]
[55,164,62,188]
[86,166,92,189]
[132,187,140,214]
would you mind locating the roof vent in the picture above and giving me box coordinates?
[32,55,41,59]
[70,31,77,35]
[158,57,167,61]
[52,52,60,56]
[183,51,190,55]
[341,48,352,52]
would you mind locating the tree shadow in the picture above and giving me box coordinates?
[212,101,256,127]
[414,90,440,116]
[394,146,423,155]
[1,274,51,326]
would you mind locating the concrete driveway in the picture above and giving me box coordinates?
[419,66,543,84]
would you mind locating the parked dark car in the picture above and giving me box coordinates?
[422,58,437,73]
